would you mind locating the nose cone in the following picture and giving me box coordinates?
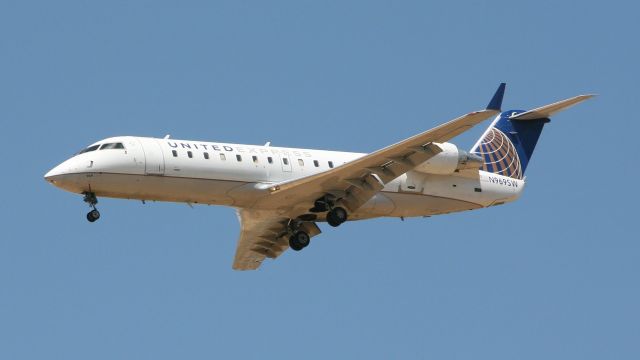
[44,157,81,189]
[44,163,64,183]
[44,160,83,193]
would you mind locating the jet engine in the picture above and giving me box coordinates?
[414,142,484,175]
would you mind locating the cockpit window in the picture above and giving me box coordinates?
[99,142,125,150]
[78,145,100,154]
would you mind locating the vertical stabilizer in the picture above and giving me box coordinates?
[471,94,594,179]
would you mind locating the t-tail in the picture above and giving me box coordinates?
[471,85,594,179]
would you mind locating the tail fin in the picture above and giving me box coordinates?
[471,92,595,179]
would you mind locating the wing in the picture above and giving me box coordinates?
[232,84,504,270]
[255,108,499,213]
[232,209,321,270]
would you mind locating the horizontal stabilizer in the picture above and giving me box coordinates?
[510,94,595,120]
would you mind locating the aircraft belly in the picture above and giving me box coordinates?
[381,192,482,217]
[68,173,239,206]
[50,171,509,219]
[350,193,396,219]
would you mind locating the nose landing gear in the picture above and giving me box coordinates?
[83,192,101,222]
[87,209,100,222]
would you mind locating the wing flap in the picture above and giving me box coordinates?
[232,210,289,270]
[232,209,322,270]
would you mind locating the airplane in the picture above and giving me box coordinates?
[44,84,593,270]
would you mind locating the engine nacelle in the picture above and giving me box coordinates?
[414,142,484,175]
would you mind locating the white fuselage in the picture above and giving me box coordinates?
[44,136,524,220]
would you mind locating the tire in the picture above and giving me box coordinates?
[289,231,310,251]
[327,207,347,227]
[332,207,347,222]
[327,211,340,227]
[289,240,303,251]
[87,209,100,222]
[295,231,310,247]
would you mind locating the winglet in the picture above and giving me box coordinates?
[486,83,506,111]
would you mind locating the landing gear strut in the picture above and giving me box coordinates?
[326,206,348,227]
[83,192,100,223]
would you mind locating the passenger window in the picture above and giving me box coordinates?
[236,154,242,162]
[313,160,319,167]
[172,150,178,157]
[187,151,193,158]
[298,159,304,166]
[204,152,209,159]
[268,157,273,164]
[220,153,226,161]
[328,161,334,168]
[283,158,289,165]
[252,155,258,163]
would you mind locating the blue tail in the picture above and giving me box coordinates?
[470,111,547,179]
[471,88,594,179]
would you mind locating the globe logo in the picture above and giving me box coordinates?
[474,128,523,180]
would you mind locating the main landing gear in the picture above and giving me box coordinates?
[289,231,310,251]
[326,206,348,227]
[288,204,347,252]
[287,218,313,251]
[309,197,349,228]
[83,192,101,223]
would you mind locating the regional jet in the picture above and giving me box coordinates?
[44,84,593,270]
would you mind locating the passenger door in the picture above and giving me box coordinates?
[137,138,165,175]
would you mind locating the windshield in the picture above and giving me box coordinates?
[77,144,100,155]
[99,142,125,150]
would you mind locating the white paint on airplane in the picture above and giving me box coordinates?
[44,84,593,270]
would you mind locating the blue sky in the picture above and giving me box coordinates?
[1,1,638,359]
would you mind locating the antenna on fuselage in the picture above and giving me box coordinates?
[163,134,171,139]
[264,141,271,147]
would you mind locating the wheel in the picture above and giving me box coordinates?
[289,231,310,251]
[86,209,100,222]
[327,207,348,227]
[289,233,303,251]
